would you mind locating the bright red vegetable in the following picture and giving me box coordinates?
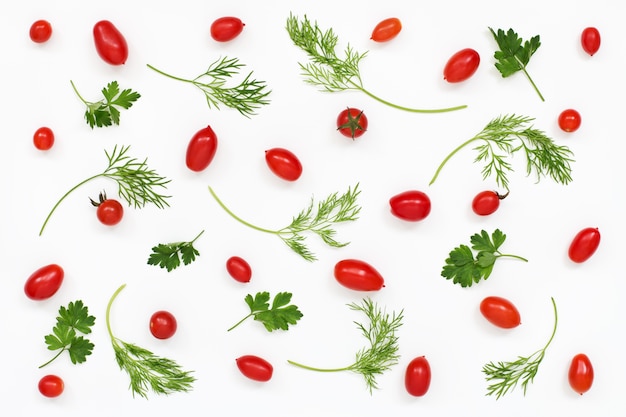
[236,355,273,382]
[210,17,245,42]
[389,190,431,221]
[568,353,594,395]
[370,17,402,42]
[558,109,582,133]
[186,125,218,172]
[226,256,252,283]
[24,264,64,300]
[30,20,52,43]
[472,190,507,216]
[38,374,64,398]
[581,27,601,56]
[90,191,123,226]
[443,48,480,83]
[265,147,302,181]
[150,310,178,340]
[405,356,431,397]
[568,227,600,263]
[480,296,521,329]
[93,20,128,65]
[33,126,55,151]
[334,259,384,291]
[336,107,368,139]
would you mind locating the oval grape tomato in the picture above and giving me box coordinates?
[334,259,384,291]
[210,17,245,42]
[265,147,302,181]
[226,256,252,283]
[405,356,431,397]
[480,296,521,329]
[568,227,600,263]
[186,125,218,172]
[93,20,128,65]
[38,374,64,398]
[568,353,594,395]
[236,355,273,382]
[24,264,64,300]
[389,190,431,222]
[472,190,507,216]
[581,27,601,56]
[443,48,480,83]
[370,18,402,42]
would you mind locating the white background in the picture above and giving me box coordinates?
[3,1,624,416]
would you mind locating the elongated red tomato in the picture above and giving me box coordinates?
[186,125,218,172]
[334,259,384,291]
[93,20,128,65]
[265,147,302,181]
[581,27,601,56]
[443,48,480,83]
[405,356,431,397]
[24,264,64,300]
[389,190,431,221]
[370,17,402,42]
[568,353,594,395]
[480,296,521,329]
[472,190,507,216]
[226,256,252,283]
[236,355,273,382]
[568,227,600,263]
[210,17,245,42]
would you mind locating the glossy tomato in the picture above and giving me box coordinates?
[30,19,52,43]
[226,256,252,283]
[405,356,431,397]
[370,17,402,42]
[568,353,594,395]
[265,147,302,181]
[479,296,521,329]
[336,107,368,139]
[93,20,128,65]
[150,310,178,339]
[581,27,601,56]
[210,17,245,42]
[558,109,582,133]
[443,48,480,83]
[236,355,273,382]
[389,190,431,222]
[334,259,384,291]
[24,264,64,300]
[90,191,123,226]
[186,125,218,172]
[568,227,601,263]
[472,190,507,216]
[38,374,64,398]
[33,126,55,151]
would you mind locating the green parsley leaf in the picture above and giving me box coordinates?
[148,230,204,272]
[228,291,303,332]
[70,80,141,128]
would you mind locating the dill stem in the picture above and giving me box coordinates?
[208,186,278,234]
[429,137,478,185]
[287,360,352,373]
[146,64,193,84]
[106,283,126,342]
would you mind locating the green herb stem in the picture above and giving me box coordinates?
[497,253,528,262]
[520,67,545,102]
[38,349,65,369]
[286,360,352,373]
[146,64,192,84]
[429,137,477,186]
[208,186,277,235]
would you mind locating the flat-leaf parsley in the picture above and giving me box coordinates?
[227,291,303,332]
[70,80,141,128]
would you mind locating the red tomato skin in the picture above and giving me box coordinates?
[568,353,594,395]
[568,227,601,263]
[93,20,128,65]
[334,259,384,291]
[479,296,521,329]
[186,125,218,172]
[150,310,178,339]
[389,190,431,222]
[236,355,273,382]
[30,20,52,43]
[33,126,55,151]
[336,108,368,139]
[472,190,507,216]
[97,199,124,226]
[265,148,302,181]
[370,17,402,42]
[581,27,601,56]
[405,356,431,397]
[38,374,64,398]
[558,109,582,133]
[226,256,252,283]
[210,17,245,42]
[24,264,64,300]
[443,48,480,83]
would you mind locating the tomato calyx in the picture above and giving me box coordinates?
[89,190,109,207]
[337,107,367,139]
[494,190,509,200]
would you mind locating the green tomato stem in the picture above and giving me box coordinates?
[287,360,352,373]
[208,186,278,235]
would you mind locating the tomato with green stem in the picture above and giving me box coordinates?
[90,190,124,226]
[334,259,384,291]
[93,20,128,65]
[370,18,402,42]
[265,147,302,181]
[581,27,601,56]
[236,355,273,382]
[30,19,52,43]
[226,256,252,283]
[443,48,480,83]
[38,374,64,398]
[186,125,218,172]
[210,17,245,42]
[405,356,431,397]
[472,190,508,216]
[389,190,431,221]
[337,107,368,139]
[568,353,594,395]
[150,310,178,340]
[480,296,521,329]
[33,127,55,151]
[24,264,64,301]
[558,109,582,133]
[568,227,600,263]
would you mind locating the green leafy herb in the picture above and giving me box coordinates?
[40,300,95,368]
[208,183,361,262]
[39,145,171,236]
[70,80,141,128]
[286,13,466,113]
[488,27,544,101]
[288,298,403,394]
[228,291,303,332]
[147,56,271,117]
[429,114,574,190]
[148,230,204,272]
[441,229,527,287]
[483,297,558,398]
[106,284,195,398]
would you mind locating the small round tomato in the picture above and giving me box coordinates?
[38,374,64,398]
[33,126,55,151]
[389,190,431,222]
[334,259,384,291]
[568,353,594,395]
[93,20,128,65]
[336,107,368,139]
[150,310,178,340]
[568,227,601,263]
[480,296,521,329]
[581,27,601,56]
[226,256,252,283]
[405,356,431,397]
[370,17,402,42]
[265,147,302,181]
[25,264,64,301]
[186,125,218,172]
[236,355,273,382]
[30,20,52,43]
[210,16,245,42]
[472,190,508,216]
[558,109,582,133]
[443,48,480,83]
[90,191,123,226]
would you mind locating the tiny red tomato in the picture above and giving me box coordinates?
[24,264,64,301]
[38,374,64,398]
[480,296,521,329]
[90,191,123,226]
[226,256,252,283]
[568,353,594,395]
[210,16,245,42]
[370,17,402,42]
[150,310,178,339]
[405,356,431,397]
[334,259,384,291]
[443,48,480,83]
[581,27,601,56]
[265,147,302,181]
[568,227,601,263]
[186,125,218,172]
[389,190,431,222]
[336,107,368,139]
[236,355,273,382]
[93,20,128,65]
[558,109,582,133]
[33,127,55,151]
[30,20,52,43]
[472,190,508,216]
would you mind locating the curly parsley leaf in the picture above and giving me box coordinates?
[228,291,303,332]
[70,80,141,128]
[148,230,204,272]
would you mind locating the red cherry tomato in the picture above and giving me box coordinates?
[30,20,52,43]
[568,227,601,263]
[336,107,368,139]
[265,147,302,181]
[90,191,123,226]
[33,126,55,151]
[389,190,431,222]
[581,27,601,56]
[93,20,128,65]
[236,355,273,382]
[443,48,480,83]
[186,125,218,172]
[226,256,252,283]
[24,264,64,301]
[558,109,582,133]
[405,356,431,397]
[472,190,508,216]
[568,353,594,395]
[334,259,384,291]
[370,17,402,42]
[210,17,245,42]
[479,296,521,329]
[38,374,64,398]
[150,310,178,340]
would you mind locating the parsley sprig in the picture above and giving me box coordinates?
[286,13,466,113]
[70,80,141,128]
[208,184,361,262]
[148,230,204,272]
[227,291,303,332]
[441,229,527,287]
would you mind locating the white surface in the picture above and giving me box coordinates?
[3,0,624,416]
